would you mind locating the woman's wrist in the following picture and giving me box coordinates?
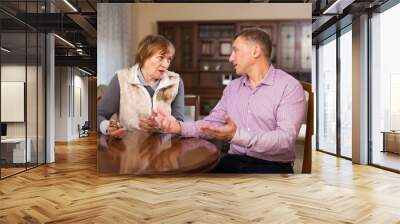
[175,120,183,134]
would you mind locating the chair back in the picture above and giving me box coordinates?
[293,81,314,173]
[184,95,200,121]
[82,121,90,130]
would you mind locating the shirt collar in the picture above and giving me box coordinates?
[242,64,276,87]
[136,65,160,90]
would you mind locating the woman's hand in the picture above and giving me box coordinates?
[107,120,127,139]
[138,116,162,133]
[152,108,182,134]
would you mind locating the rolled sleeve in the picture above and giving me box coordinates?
[180,121,199,138]
[179,85,230,138]
[230,127,252,148]
[100,120,110,135]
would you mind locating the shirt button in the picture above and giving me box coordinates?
[248,128,250,131]
[248,109,251,113]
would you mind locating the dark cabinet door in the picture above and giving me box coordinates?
[277,21,312,73]
[159,23,198,72]
[198,24,235,61]
[180,24,198,71]
[158,24,178,70]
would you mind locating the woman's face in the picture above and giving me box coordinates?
[142,49,174,80]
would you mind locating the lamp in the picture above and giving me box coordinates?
[322,0,355,15]
[1,47,11,53]
[63,0,78,12]
[78,67,93,76]
[54,34,75,48]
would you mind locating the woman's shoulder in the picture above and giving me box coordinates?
[165,70,181,83]
[116,66,136,75]
[115,66,138,83]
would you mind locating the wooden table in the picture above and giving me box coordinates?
[97,130,220,175]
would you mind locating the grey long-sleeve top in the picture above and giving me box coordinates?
[97,71,185,134]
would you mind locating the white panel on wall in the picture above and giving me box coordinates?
[1,81,25,122]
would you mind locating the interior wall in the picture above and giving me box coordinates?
[54,67,89,141]
[54,66,69,141]
[72,73,89,138]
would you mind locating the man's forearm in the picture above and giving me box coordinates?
[230,126,298,155]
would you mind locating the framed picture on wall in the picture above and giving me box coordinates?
[219,42,232,56]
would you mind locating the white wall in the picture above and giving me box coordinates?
[54,67,89,141]
[72,74,89,138]
[1,63,46,164]
[55,66,68,141]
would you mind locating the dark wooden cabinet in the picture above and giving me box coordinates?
[158,24,178,70]
[277,21,312,74]
[197,23,236,93]
[158,20,311,115]
[159,22,198,72]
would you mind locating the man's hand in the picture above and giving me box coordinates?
[199,115,236,141]
[152,108,181,134]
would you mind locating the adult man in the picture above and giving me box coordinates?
[154,28,306,173]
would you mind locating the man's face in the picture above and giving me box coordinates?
[229,37,255,75]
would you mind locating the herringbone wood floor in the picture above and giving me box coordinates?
[1,135,400,224]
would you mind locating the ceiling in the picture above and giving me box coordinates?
[311,0,391,44]
[0,0,97,74]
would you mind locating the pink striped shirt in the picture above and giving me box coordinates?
[180,65,306,162]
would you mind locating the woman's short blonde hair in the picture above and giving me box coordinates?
[135,35,175,67]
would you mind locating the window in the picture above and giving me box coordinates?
[371,2,400,171]
[339,28,352,158]
[0,2,47,179]
[317,36,337,154]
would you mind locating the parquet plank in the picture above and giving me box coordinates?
[0,135,399,223]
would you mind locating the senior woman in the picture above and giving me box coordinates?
[97,34,184,137]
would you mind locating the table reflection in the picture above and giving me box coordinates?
[98,130,219,175]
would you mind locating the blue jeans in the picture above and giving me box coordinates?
[211,154,293,174]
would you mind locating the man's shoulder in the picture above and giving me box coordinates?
[274,68,302,90]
